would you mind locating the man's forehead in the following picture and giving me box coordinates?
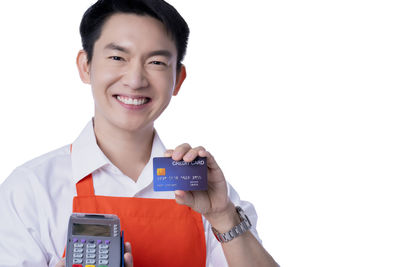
[101,13,171,42]
[96,13,177,55]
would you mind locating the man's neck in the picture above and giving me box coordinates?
[93,118,155,182]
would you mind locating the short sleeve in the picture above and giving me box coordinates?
[0,168,50,266]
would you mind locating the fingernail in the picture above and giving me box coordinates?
[174,190,184,197]
[183,151,194,161]
[172,151,181,160]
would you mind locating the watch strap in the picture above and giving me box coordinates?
[212,206,252,243]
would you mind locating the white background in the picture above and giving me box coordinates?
[1,1,399,266]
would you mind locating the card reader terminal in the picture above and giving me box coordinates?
[66,213,124,267]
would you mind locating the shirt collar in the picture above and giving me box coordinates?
[136,130,166,190]
[71,119,166,185]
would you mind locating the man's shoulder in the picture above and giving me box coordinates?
[2,144,72,191]
[21,144,71,171]
[0,144,74,249]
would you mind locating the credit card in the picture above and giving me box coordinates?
[153,156,208,191]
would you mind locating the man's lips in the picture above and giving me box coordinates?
[113,94,152,106]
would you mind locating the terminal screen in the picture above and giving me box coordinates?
[72,223,111,237]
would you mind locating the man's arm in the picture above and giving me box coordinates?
[0,168,49,266]
[165,144,279,267]
[204,201,278,267]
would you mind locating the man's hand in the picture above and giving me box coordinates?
[124,242,133,267]
[166,144,279,267]
[165,144,238,227]
[55,242,133,267]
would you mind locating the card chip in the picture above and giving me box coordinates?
[157,168,166,176]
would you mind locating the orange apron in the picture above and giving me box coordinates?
[68,172,206,267]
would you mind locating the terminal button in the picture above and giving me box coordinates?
[73,248,83,253]
[99,254,109,259]
[86,258,96,264]
[99,249,109,254]
[86,248,96,254]
[72,259,83,264]
[87,243,96,249]
[86,254,96,259]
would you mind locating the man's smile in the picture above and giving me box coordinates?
[113,94,152,108]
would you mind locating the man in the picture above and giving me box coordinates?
[0,0,278,266]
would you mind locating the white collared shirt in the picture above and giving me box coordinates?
[0,120,262,267]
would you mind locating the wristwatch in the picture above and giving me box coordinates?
[211,206,252,243]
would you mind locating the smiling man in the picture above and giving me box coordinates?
[0,0,278,266]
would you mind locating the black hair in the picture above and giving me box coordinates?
[79,0,189,69]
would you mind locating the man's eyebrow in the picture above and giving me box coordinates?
[147,50,173,59]
[104,43,129,53]
[104,43,173,58]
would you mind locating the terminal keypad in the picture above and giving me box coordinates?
[72,239,110,267]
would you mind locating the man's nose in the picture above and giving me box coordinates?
[121,62,149,89]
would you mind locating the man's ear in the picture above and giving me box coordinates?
[76,50,91,84]
[173,65,186,96]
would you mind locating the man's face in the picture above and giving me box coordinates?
[81,13,182,133]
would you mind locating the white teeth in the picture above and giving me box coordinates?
[117,96,148,106]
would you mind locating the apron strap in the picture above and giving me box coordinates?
[76,174,95,197]
[70,144,95,197]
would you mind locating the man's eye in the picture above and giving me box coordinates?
[109,56,124,61]
[150,61,166,66]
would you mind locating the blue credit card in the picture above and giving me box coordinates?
[153,157,208,191]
